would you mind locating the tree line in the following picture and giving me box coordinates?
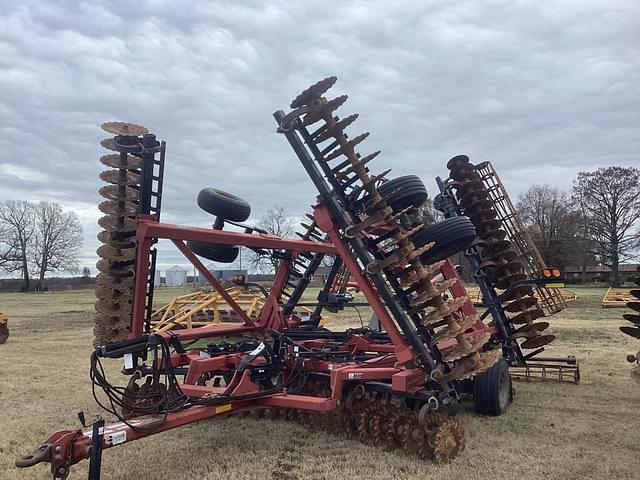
[517,166,640,287]
[0,200,83,291]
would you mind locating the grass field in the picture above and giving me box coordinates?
[0,286,638,479]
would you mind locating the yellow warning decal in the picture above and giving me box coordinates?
[545,282,565,288]
[215,404,232,414]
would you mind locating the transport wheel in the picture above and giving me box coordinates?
[411,216,476,264]
[187,240,239,264]
[473,358,512,416]
[197,188,251,222]
[375,175,428,213]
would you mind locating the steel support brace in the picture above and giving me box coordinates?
[172,239,254,327]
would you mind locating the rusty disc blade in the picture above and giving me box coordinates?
[500,284,534,301]
[496,261,523,278]
[96,244,136,261]
[101,121,148,137]
[96,273,134,289]
[99,169,141,186]
[520,334,555,349]
[496,260,523,275]
[492,249,519,263]
[96,259,135,278]
[100,154,144,169]
[95,287,133,304]
[459,171,482,184]
[505,296,538,313]
[460,195,489,211]
[462,199,493,215]
[513,321,550,337]
[495,273,527,289]
[533,321,550,332]
[99,185,139,202]
[325,132,369,161]
[460,189,489,206]
[290,76,338,109]
[94,326,130,343]
[315,113,359,143]
[470,237,488,250]
[509,308,544,325]
[431,315,479,343]
[97,230,136,248]
[455,179,484,198]
[448,349,501,382]
[475,218,502,233]
[98,200,138,217]
[446,155,470,170]
[302,95,348,126]
[100,138,119,151]
[450,167,479,182]
[95,308,131,323]
[483,239,512,255]
[470,349,502,377]
[95,299,132,315]
[627,302,640,313]
[469,208,497,224]
[421,296,469,326]
[478,228,504,241]
[483,229,507,241]
[98,215,137,232]
[622,314,640,325]
[620,326,640,339]
[442,332,490,362]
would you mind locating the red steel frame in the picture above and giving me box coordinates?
[19,204,494,476]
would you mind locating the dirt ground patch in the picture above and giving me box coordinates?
[0,286,638,479]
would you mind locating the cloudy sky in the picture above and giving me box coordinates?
[1,0,638,274]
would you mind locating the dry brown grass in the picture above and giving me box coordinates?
[1,286,639,480]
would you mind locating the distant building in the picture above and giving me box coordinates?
[564,264,639,283]
[165,266,187,287]
[197,268,248,285]
[309,266,334,287]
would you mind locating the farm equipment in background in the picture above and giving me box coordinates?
[621,266,640,384]
[0,312,8,344]
[434,158,579,384]
[150,281,329,332]
[18,77,575,478]
[602,287,640,308]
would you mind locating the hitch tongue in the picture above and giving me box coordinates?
[15,443,52,468]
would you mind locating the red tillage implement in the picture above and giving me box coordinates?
[18,78,558,479]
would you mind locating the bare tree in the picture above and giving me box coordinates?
[248,206,295,273]
[32,202,83,290]
[0,200,35,291]
[573,166,640,287]
[517,184,593,270]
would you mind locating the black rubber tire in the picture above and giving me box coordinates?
[411,216,476,264]
[187,240,239,264]
[197,188,251,222]
[374,175,428,213]
[473,358,512,416]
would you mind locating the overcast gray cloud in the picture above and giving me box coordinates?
[1,0,638,273]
